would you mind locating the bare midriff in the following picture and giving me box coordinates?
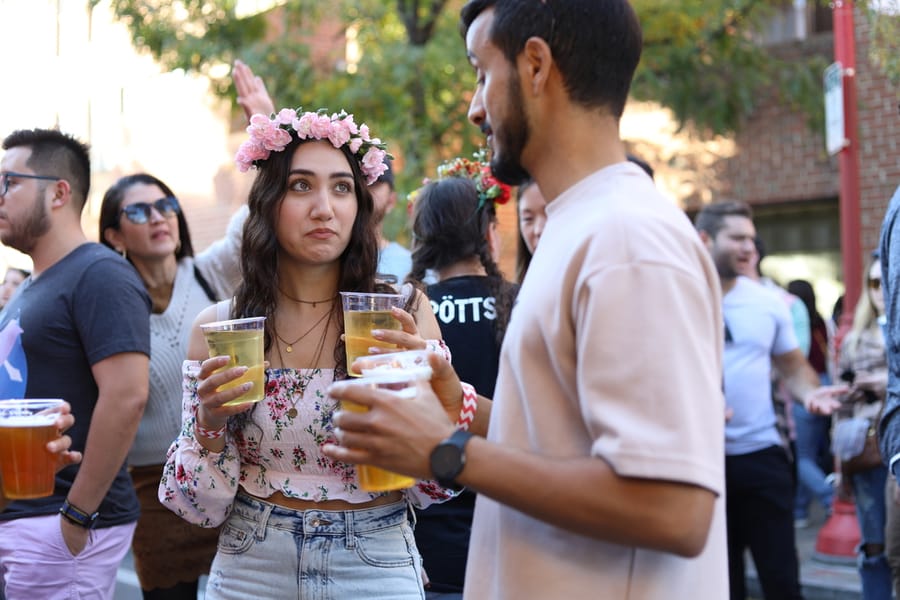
[250,489,404,512]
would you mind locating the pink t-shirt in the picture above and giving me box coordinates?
[465,163,729,599]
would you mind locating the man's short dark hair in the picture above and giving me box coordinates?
[2,128,91,210]
[694,200,753,238]
[460,0,642,119]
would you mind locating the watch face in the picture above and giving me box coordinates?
[431,443,464,482]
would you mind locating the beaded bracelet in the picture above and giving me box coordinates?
[456,382,477,431]
[195,422,227,439]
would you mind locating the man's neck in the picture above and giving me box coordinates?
[525,104,626,203]
[29,224,88,278]
[721,275,738,295]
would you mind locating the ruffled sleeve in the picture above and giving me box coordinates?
[158,360,242,527]
[405,479,459,509]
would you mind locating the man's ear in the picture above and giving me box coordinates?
[698,230,712,246]
[386,190,398,213]
[520,36,553,96]
[49,179,72,209]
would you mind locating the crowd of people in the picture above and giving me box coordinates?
[1,1,899,599]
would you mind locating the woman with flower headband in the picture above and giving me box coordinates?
[406,155,518,597]
[159,106,455,599]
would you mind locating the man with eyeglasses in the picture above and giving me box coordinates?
[695,200,846,600]
[0,128,150,598]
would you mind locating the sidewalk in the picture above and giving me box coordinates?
[746,502,861,600]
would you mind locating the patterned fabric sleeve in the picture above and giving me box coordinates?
[406,479,459,509]
[158,360,242,528]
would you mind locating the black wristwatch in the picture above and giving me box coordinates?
[430,429,475,490]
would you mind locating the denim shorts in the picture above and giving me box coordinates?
[205,492,425,600]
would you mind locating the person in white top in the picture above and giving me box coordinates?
[324,1,730,598]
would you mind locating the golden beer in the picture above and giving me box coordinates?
[344,310,401,376]
[202,318,266,406]
[0,408,59,499]
[340,398,415,491]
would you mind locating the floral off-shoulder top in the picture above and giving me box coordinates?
[159,361,456,527]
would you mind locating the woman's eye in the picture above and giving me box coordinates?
[289,179,311,192]
[334,181,352,194]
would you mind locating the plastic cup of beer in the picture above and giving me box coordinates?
[336,370,426,492]
[0,398,65,499]
[340,292,405,377]
[355,349,433,380]
[200,316,266,406]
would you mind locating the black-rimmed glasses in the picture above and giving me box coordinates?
[119,197,180,225]
[0,172,61,197]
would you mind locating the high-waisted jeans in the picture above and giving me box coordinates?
[205,492,425,600]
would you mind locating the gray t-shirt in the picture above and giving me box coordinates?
[0,243,150,527]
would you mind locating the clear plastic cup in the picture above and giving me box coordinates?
[200,317,266,406]
[0,398,64,499]
[336,371,424,492]
[340,292,405,376]
[355,349,433,380]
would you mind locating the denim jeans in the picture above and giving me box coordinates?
[205,493,425,600]
[792,402,833,517]
[852,465,892,600]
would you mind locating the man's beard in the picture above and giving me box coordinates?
[489,70,532,186]
[714,252,741,281]
[0,192,51,254]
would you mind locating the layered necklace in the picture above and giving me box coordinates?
[274,309,330,353]
[274,309,333,419]
[278,287,336,309]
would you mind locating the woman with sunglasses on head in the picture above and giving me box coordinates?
[833,253,891,599]
[159,107,455,599]
[98,173,248,599]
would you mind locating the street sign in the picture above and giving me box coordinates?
[824,62,846,155]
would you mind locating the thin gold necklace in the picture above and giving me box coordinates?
[278,287,336,308]
[275,310,332,419]
[274,309,330,353]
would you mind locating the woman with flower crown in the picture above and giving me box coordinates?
[405,156,518,597]
[159,106,455,599]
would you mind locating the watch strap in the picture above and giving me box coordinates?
[59,499,99,529]
[433,429,474,490]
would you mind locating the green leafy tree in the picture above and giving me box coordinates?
[107,0,898,191]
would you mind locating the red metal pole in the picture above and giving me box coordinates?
[815,0,863,561]
[834,0,863,324]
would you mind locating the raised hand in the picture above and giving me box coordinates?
[233,59,275,121]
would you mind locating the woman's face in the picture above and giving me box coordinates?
[107,183,181,261]
[518,184,547,254]
[0,269,25,307]
[869,259,884,316]
[276,141,359,267]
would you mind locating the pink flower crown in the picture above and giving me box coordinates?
[235,107,391,185]
[407,149,511,214]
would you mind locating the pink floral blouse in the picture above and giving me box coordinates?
[159,361,456,527]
